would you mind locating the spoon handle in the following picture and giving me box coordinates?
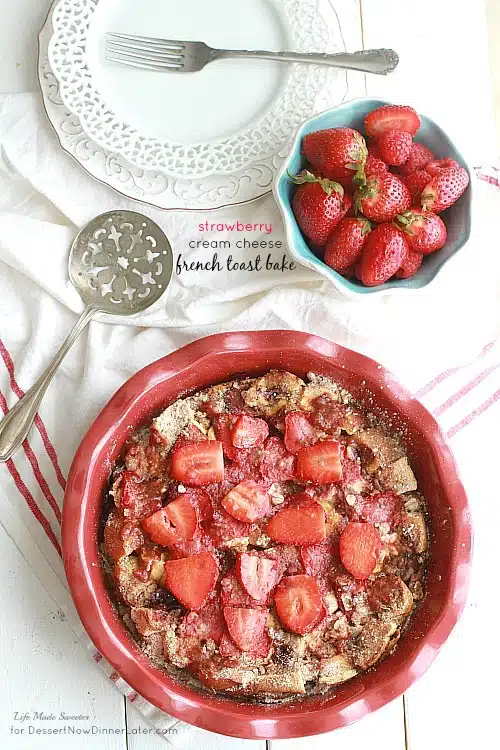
[0,305,96,462]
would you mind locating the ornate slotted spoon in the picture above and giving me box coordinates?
[0,210,173,462]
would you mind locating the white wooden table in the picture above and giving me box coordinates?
[0,1,496,749]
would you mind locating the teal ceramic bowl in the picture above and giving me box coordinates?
[274,98,474,296]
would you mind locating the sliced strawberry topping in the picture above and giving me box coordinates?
[221,569,270,608]
[236,551,280,601]
[352,491,402,526]
[339,522,382,580]
[141,494,198,547]
[171,441,224,486]
[219,628,243,657]
[213,415,239,459]
[178,597,224,643]
[274,575,325,634]
[231,415,269,449]
[120,472,164,520]
[300,541,334,577]
[267,500,326,546]
[221,480,271,523]
[163,551,218,610]
[185,488,213,527]
[168,533,213,560]
[296,441,342,484]
[209,503,254,547]
[259,437,296,481]
[223,606,270,655]
[226,446,263,484]
[284,411,320,454]
[171,424,208,452]
[267,544,304,576]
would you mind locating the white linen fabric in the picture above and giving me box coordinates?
[1,92,500,744]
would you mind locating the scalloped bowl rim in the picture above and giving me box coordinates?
[273,97,475,298]
[62,331,472,739]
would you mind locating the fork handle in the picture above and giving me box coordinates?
[211,48,398,75]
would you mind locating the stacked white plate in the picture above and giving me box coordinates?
[39,0,349,211]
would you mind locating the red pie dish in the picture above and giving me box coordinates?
[62,331,472,739]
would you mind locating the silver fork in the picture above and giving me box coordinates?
[106,33,399,75]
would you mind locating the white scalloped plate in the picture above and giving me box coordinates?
[39,0,349,211]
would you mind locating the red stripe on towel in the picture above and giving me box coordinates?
[0,338,67,490]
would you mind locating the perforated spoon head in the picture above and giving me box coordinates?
[69,210,173,315]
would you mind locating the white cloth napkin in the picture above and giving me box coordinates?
[1,91,500,744]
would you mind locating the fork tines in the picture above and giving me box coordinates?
[106,32,185,71]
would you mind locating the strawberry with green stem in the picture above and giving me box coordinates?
[325,217,372,272]
[421,167,470,212]
[355,172,411,223]
[396,209,447,254]
[302,128,368,182]
[289,170,345,246]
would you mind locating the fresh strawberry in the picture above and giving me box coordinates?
[213,415,239,459]
[300,541,334,577]
[403,170,431,204]
[221,480,271,523]
[302,127,368,181]
[375,130,413,166]
[396,209,447,254]
[399,142,434,175]
[421,167,470,212]
[267,499,326,545]
[236,551,280,601]
[394,250,423,279]
[324,217,371,272]
[426,157,459,176]
[221,569,271,608]
[171,441,224,486]
[290,171,345,246]
[364,153,388,177]
[274,574,325,634]
[365,105,420,138]
[284,411,320,454]
[163,551,218,610]
[358,224,408,287]
[341,191,354,218]
[339,522,382,580]
[141,494,198,547]
[120,473,164,520]
[223,606,270,655]
[351,491,402,526]
[296,440,342,483]
[259,437,296,481]
[355,173,410,223]
[231,415,269,449]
